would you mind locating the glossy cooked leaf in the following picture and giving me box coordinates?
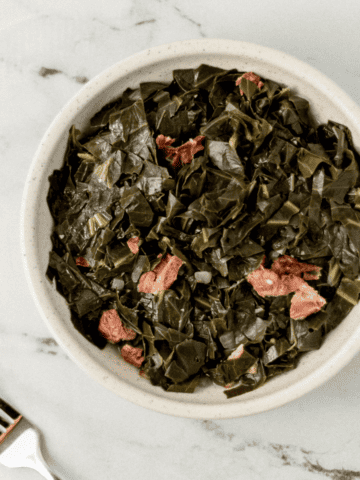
[70,308,107,349]
[289,318,323,352]
[308,168,325,240]
[153,323,190,348]
[242,316,269,343]
[323,149,359,203]
[297,148,331,178]
[75,289,103,317]
[165,339,207,383]
[166,376,201,393]
[107,244,135,269]
[109,99,148,143]
[191,226,222,259]
[173,64,226,92]
[263,338,291,365]
[120,185,154,227]
[140,81,170,101]
[153,289,192,331]
[325,282,357,332]
[135,161,174,196]
[48,251,80,292]
[204,249,229,277]
[240,76,260,100]
[209,348,257,385]
[330,200,360,254]
[207,140,245,178]
[262,200,300,240]
[131,255,150,283]
[115,292,141,332]
[83,132,113,161]
[224,360,266,398]
[165,192,186,221]
[92,150,124,188]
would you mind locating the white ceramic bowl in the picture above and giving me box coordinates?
[20,39,360,419]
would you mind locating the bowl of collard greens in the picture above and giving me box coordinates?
[21,39,360,418]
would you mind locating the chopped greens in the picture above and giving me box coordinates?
[46,64,360,399]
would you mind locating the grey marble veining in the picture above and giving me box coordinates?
[2,0,360,479]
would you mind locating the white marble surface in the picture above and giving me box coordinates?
[2,0,360,478]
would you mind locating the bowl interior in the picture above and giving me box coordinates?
[21,40,360,418]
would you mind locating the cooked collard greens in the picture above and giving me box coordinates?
[46,65,360,398]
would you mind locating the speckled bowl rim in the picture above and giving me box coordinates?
[20,38,360,419]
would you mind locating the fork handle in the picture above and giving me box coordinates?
[28,449,59,480]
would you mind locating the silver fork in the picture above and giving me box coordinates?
[0,397,59,479]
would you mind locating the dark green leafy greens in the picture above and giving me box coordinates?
[46,64,360,399]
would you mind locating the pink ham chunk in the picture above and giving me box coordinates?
[290,282,326,320]
[76,257,90,267]
[156,134,205,168]
[271,255,321,280]
[247,256,326,320]
[121,344,144,368]
[138,253,183,294]
[247,268,282,297]
[98,309,136,343]
[236,72,264,95]
[127,237,140,254]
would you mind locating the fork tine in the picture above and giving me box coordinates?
[0,398,21,421]
[0,398,58,479]
[0,418,23,445]
[0,398,23,446]
[0,416,10,430]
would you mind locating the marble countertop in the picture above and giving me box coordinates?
[2,0,360,478]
